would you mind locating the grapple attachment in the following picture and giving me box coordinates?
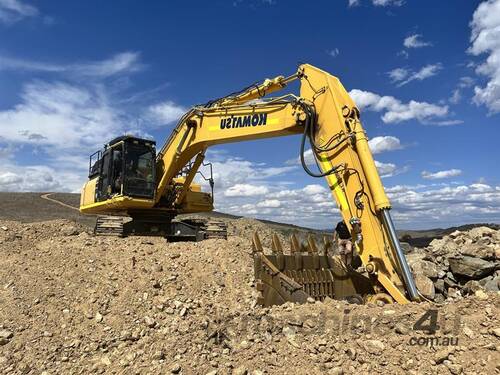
[253,232,375,307]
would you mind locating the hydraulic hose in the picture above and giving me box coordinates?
[299,104,342,178]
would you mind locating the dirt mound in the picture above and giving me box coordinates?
[0,219,499,374]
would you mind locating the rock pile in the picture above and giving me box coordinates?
[407,226,499,302]
[0,219,499,374]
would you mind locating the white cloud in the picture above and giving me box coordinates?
[449,89,461,104]
[0,164,70,192]
[388,68,409,82]
[374,160,397,177]
[0,79,129,192]
[449,77,475,105]
[459,76,475,88]
[398,50,409,59]
[368,136,403,154]
[468,0,500,113]
[224,184,269,197]
[349,89,449,124]
[0,171,22,186]
[0,81,121,150]
[372,0,403,6]
[0,52,182,193]
[204,154,296,192]
[0,52,143,78]
[348,0,403,7]
[147,101,186,126]
[257,199,281,208]
[389,63,442,86]
[388,182,500,228]
[328,48,340,57]
[403,34,432,49]
[0,143,16,159]
[285,148,316,166]
[303,184,327,195]
[428,119,464,126]
[203,151,499,229]
[0,0,37,24]
[421,169,462,180]
[74,52,143,77]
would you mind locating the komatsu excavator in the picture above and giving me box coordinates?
[80,64,420,306]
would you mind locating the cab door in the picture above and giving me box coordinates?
[96,149,112,201]
[95,144,124,201]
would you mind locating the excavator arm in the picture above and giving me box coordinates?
[80,64,419,304]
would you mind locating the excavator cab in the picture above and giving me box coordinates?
[89,136,156,202]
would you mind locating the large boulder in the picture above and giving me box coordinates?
[414,274,435,300]
[460,243,496,260]
[399,242,413,254]
[448,256,497,279]
[406,249,427,266]
[410,259,440,279]
[483,276,500,292]
[462,280,483,295]
[467,226,497,240]
[428,238,459,255]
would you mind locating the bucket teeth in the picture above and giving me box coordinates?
[271,233,283,253]
[252,231,263,253]
[252,229,375,307]
[322,235,333,254]
[307,234,318,253]
[290,233,300,253]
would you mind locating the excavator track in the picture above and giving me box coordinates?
[204,221,228,240]
[93,215,228,240]
[181,218,228,240]
[94,216,127,236]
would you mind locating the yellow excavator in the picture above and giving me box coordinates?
[80,64,420,306]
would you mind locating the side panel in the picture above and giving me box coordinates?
[80,177,98,207]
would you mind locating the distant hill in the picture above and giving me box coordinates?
[0,192,496,247]
[397,223,500,247]
[0,192,329,235]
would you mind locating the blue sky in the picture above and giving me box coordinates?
[0,0,499,229]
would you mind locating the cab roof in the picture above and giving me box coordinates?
[106,135,156,148]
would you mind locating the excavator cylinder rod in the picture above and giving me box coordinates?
[381,209,419,301]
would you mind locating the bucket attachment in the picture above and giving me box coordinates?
[253,232,375,307]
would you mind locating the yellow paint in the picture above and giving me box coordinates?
[208,116,279,131]
[80,195,154,214]
[318,156,349,215]
[80,177,98,207]
[80,63,413,303]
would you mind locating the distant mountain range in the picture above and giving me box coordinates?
[0,192,497,247]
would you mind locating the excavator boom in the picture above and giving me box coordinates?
[80,64,419,304]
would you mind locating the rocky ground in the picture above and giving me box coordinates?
[407,226,500,302]
[0,218,498,375]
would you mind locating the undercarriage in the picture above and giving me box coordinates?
[94,214,227,241]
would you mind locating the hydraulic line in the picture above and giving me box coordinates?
[299,103,342,178]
